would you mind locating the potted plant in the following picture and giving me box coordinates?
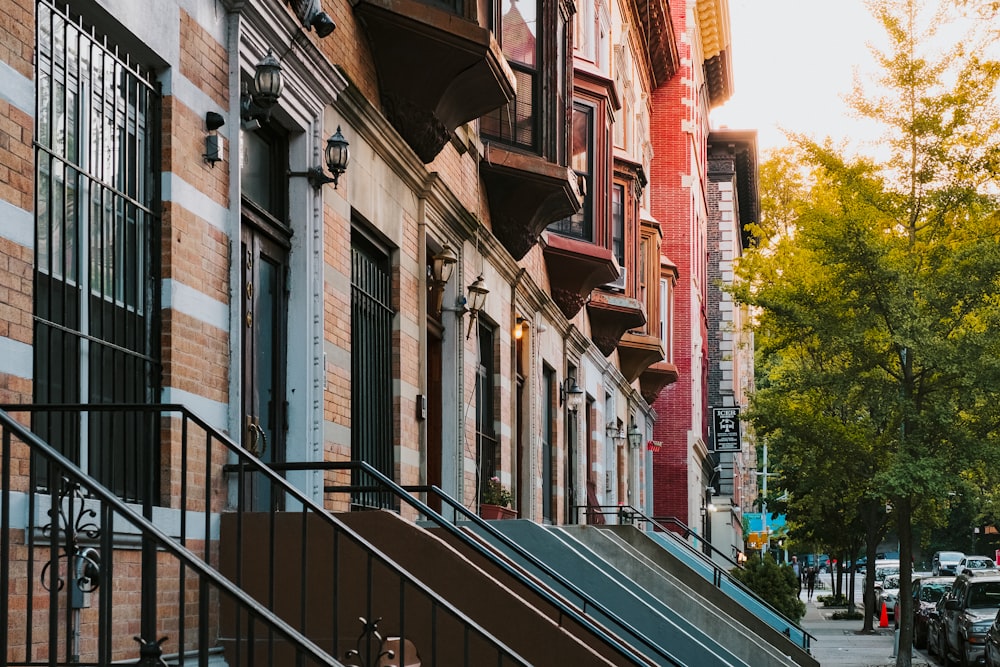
[480,476,517,519]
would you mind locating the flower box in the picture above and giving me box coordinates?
[479,503,517,520]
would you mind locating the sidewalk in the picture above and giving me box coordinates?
[798,593,932,666]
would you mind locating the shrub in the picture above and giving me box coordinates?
[818,594,849,607]
[730,554,806,622]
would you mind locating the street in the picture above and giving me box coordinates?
[801,570,938,666]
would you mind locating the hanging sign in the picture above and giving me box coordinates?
[712,406,742,451]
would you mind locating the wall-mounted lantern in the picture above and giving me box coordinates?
[428,242,457,315]
[241,49,283,129]
[560,377,584,413]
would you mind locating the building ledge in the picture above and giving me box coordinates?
[586,290,645,357]
[541,232,617,318]
[480,142,582,260]
[353,0,516,162]
[639,361,678,404]
[617,332,665,383]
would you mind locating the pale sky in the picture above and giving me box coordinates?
[710,0,889,154]
[711,1,990,155]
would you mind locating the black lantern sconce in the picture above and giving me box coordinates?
[428,242,457,315]
[311,126,350,189]
[465,274,489,339]
[627,420,643,449]
[440,272,490,339]
[241,49,283,130]
[560,377,584,412]
[290,126,351,190]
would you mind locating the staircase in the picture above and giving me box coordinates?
[1,404,816,667]
[0,405,526,667]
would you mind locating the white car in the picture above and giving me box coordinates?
[933,550,965,577]
[960,555,997,575]
[880,575,902,621]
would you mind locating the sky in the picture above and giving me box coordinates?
[711,0,885,154]
[711,1,992,156]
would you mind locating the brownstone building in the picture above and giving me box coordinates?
[0,1,807,665]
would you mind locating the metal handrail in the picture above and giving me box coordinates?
[1,404,529,667]
[270,460,677,666]
[0,407,342,667]
[599,503,817,647]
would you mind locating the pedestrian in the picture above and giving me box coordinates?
[791,556,801,596]
[806,566,817,601]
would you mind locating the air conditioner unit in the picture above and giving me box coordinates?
[604,267,626,291]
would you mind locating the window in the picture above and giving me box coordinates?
[34,0,160,501]
[477,321,499,503]
[611,183,624,266]
[351,229,396,509]
[660,273,675,363]
[574,0,596,63]
[482,0,539,149]
[482,0,570,162]
[542,365,555,522]
[548,103,594,240]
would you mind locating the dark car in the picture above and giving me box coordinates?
[908,576,953,649]
[928,593,951,660]
[942,571,1000,667]
[987,609,1000,667]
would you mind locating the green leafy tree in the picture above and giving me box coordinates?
[734,2,1000,663]
[730,555,806,623]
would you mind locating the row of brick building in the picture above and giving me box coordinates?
[0,0,762,663]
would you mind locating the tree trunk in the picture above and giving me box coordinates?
[896,497,913,667]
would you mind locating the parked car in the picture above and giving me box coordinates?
[933,550,966,577]
[903,576,953,648]
[941,571,1000,667]
[874,560,901,583]
[871,562,901,615]
[881,575,902,622]
[960,555,997,575]
[928,593,951,660]
[986,609,1000,667]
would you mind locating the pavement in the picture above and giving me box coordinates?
[798,591,934,666]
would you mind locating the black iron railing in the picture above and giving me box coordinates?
[1,404,529,667]
[286,460,682,667]
[0,407,340,667]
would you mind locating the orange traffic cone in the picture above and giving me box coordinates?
[879,601,889,628]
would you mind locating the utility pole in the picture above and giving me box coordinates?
[754,440,777,557]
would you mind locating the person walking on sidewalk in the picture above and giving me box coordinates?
[806,566,817,600]
[791,556,802,596]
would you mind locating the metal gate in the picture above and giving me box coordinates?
[350,231,395,508]
[33,0,161,502]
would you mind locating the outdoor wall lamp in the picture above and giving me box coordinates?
[465,274,489,339]
[513,315,528,340]
[605,422,626,446]
[240,49,283,129]
[203,111,225,166]
[290,126,351,190]
[627,421,643,449]
[560,377,584,412]
[428,242,457,315]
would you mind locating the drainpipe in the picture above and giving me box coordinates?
[509,268,527,509]
[416,176,433,489]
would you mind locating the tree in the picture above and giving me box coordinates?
[734,2,1000,664]
[730,554,806,623]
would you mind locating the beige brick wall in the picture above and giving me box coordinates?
[0,0,33,79]
[179,9,229,110]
